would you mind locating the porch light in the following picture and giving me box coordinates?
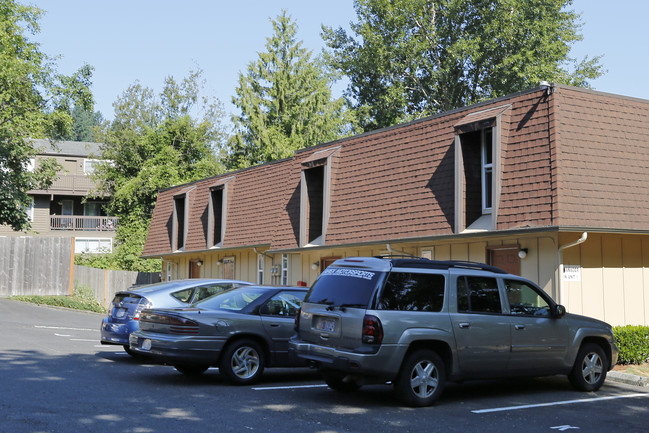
[518,249,528,259]
[312,262,319,270]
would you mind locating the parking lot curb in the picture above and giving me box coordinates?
[607,371,649,387]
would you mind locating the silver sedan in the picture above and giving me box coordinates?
[129,285,307,384]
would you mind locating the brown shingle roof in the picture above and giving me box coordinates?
[142,85,649,257]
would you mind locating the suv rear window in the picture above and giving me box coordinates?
[306,267,385,307]
[377,272,445,311]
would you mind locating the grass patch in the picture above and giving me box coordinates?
[10,283,106,314]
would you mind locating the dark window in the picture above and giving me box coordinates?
[457,276,501,313]
[304,165,324,243]
[377,272,445,312]
[505,279,551,316]
[174,195,185,250]
[210,187,223,245]
[460,130,483,226]
[306,268,385,307]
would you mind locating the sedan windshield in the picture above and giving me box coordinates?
[194,287,266,311]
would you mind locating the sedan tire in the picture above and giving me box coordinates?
[220,339,265,385]
[394,349,445,407]
[569,343,607,391]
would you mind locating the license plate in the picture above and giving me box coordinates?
[141,339,152,351]
[317,318,335,333]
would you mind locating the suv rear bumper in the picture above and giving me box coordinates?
[289,337,399,380]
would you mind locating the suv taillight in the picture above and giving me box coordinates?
[362,314,383,345]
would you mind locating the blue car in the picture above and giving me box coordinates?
[100,279,253,356]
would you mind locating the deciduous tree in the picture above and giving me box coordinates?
[0,0,93,230]
[323,0,603,131]
[93,70,227,271]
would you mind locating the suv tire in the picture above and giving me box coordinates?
[394,349,445,407]
[569,343,607,391]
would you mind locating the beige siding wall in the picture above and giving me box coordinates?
[159,231,649,327]
[561,233,649,327]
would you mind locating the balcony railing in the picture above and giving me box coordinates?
[50,216,118,232]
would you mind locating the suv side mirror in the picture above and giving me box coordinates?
[552,304,566,318]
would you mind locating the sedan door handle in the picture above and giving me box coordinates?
[269,324,280,327]
[458,322,471,329]
[515,324,526,330]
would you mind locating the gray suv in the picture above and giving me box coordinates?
[289,257,618,407]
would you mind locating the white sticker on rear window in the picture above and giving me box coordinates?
[321,268,376,280]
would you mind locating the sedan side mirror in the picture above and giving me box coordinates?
[552,304,566,318]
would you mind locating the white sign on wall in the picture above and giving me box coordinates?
[562,265,582,282]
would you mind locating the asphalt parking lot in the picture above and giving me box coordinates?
[1,298,648,433]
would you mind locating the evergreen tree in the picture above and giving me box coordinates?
[227,10,356,169]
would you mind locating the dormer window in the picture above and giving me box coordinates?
[299,147,339,247]
[207,177,232,249]
[454,105,509,233]
[209,186,224,247]
[173,193,188,251]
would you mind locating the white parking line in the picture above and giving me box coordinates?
[472,393,649,414]
[35,325,97,332]
[252,384,329,391]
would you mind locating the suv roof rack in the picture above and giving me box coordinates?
[387,258,508,274]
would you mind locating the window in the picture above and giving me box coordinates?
[457,276,501,314]
[84,159,101,174]
[208,186,225,247]
[75,238,113,253]
[505,279,551,316]
[27,197,34,222]
[281,254,289,285]
[299,147,338,247]
[173,194,186,250]
[304,165,324,244]
[259,291,305,316]
[481,128,493,212]
[257,254,264,285]
[377,272,445,312]
[454,104,508,233]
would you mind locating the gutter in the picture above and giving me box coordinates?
[557,232,588,305]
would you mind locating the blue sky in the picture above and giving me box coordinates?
[27,0,649,122]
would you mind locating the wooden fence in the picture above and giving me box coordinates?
[74,265,160,307]
[0,236,159,307]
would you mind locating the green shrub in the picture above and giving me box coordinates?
[10,283,106,314]
[614,325,649,365]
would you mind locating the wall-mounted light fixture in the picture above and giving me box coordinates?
[216,259,223,266]
[311,262,319,270]
[197,260,203,267]
[518,248,528,259]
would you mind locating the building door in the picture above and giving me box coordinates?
[320,257,340,271]
[488,247,520,275]
[189,260,201,278]
[223,257,235,279]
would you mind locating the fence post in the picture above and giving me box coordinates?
[68,238,75,295]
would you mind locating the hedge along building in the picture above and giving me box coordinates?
[142,84,649,327]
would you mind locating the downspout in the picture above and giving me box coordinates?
[557,232,587,305]
[386,243,412,257]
